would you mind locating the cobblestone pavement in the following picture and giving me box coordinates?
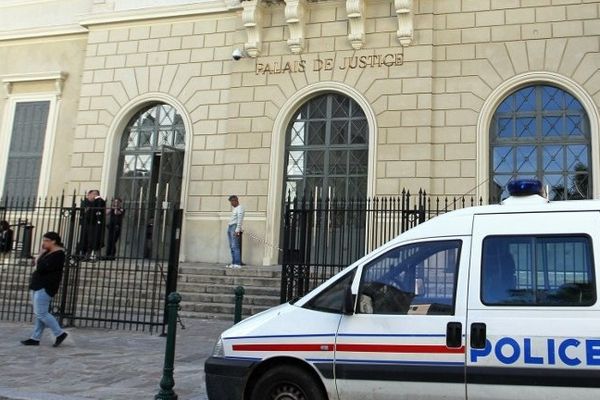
[0,318,232,400]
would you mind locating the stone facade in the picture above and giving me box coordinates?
[1,0,600,265]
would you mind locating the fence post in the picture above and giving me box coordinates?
[234,286,245,324]
[162,208,183,334]
[280,197,291,304]
[20,224,34,258]
[166,209,183,298]
[155,292,181,400]
[58,194,80,327]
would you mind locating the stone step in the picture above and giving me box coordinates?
[0,283,280,300]
[182,292,280,307]
[0,294,160,310]
[178,265,281,278]
[178,310,236,321]
[0,261,284,322]
[179,274,279,287]
[176,282,280,297]
[179,300,271,316]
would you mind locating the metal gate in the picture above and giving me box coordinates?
[0,194,182,333]
[280,191,483,302]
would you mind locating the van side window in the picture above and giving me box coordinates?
[357,240,461,315]
[304,269,356,314]
[481,235,596,306]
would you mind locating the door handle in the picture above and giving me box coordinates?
[470,323,487,349]
[446,322,462,348]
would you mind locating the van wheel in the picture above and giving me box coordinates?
[249,365,326,400]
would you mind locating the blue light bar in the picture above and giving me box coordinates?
[507,179,543,197]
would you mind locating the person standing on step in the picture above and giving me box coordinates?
[226,195,244,269]
[21,231,68,347]
[0,220,13,254]
[104,197,124,260]
[78,190,106,261]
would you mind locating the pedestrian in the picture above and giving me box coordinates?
[77,190,106,261]
[226,195,244,269]
[104,198,124,260]
[0,220,13,253]
[21,231,68,347]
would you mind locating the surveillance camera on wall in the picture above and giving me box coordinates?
[232,48,248,61]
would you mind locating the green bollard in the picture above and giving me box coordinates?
[155,292,182,400]
[234,286,245,324]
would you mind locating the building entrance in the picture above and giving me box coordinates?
[115,103,185,258]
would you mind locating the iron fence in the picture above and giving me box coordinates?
[280,190,484,302]
[0,194,182,333]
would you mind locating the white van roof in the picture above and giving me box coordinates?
[396,195,600,243]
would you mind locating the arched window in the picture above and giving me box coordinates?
[490,85,591,201]
[116,103,185,205]
[284,93,369,201]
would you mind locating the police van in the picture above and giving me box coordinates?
[205,180,600,400]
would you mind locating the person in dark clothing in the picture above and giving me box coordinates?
[105,198,124,260]
[0,220,13,253]
[77,190,106,261]
[21,232,68,347]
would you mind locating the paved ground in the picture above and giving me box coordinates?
[0,317,232,400]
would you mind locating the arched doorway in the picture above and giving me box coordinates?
[115,103,185,206]
[490,84,591,201]
[280,92,370,267]
[283,92,369,202]
[114,103,186,257]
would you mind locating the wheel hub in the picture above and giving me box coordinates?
[272,383,306,400]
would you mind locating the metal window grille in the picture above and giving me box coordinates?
[490,85,591,202]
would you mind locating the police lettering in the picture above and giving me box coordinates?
[471,337,600,366]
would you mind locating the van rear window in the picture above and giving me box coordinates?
[481,235,596,306]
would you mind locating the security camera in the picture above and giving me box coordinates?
[232,48,248,61]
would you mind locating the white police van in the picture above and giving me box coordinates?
[205,180,600,400]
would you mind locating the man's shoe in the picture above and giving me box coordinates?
[231,264,242,269]
[21,339,40,346]
[53,332,68,347]
[225,264,232,268]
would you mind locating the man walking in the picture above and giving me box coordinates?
[226,195,244,269]
[21,232,68,347]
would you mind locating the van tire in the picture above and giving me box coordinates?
[249,365,326,400]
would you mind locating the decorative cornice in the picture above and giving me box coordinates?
[395,0,413,46]
[0,24,87,42]
[284,0,307,54]
[345,0,365,50]
[1,71,68,97]
[80,0,239,27]
[242,0,266,58]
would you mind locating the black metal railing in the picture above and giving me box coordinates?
[0,193,182,333]
[280,190,484,302]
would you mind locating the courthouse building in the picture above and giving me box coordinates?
[1,0,599,266]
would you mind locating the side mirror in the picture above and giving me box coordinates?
[342,285,355,315]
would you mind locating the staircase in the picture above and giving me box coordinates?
[177,263,282,320]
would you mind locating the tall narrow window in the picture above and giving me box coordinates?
[3,101,50,199]
[284,93,369,201]
[490,85,591,201]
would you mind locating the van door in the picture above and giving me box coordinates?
[335,238,469,400]
[467,212,600,399]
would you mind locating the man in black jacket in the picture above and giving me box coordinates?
[77,190,106,261]
[0,220,13,253]
[105,198,124,260]
[21,231,68,347]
